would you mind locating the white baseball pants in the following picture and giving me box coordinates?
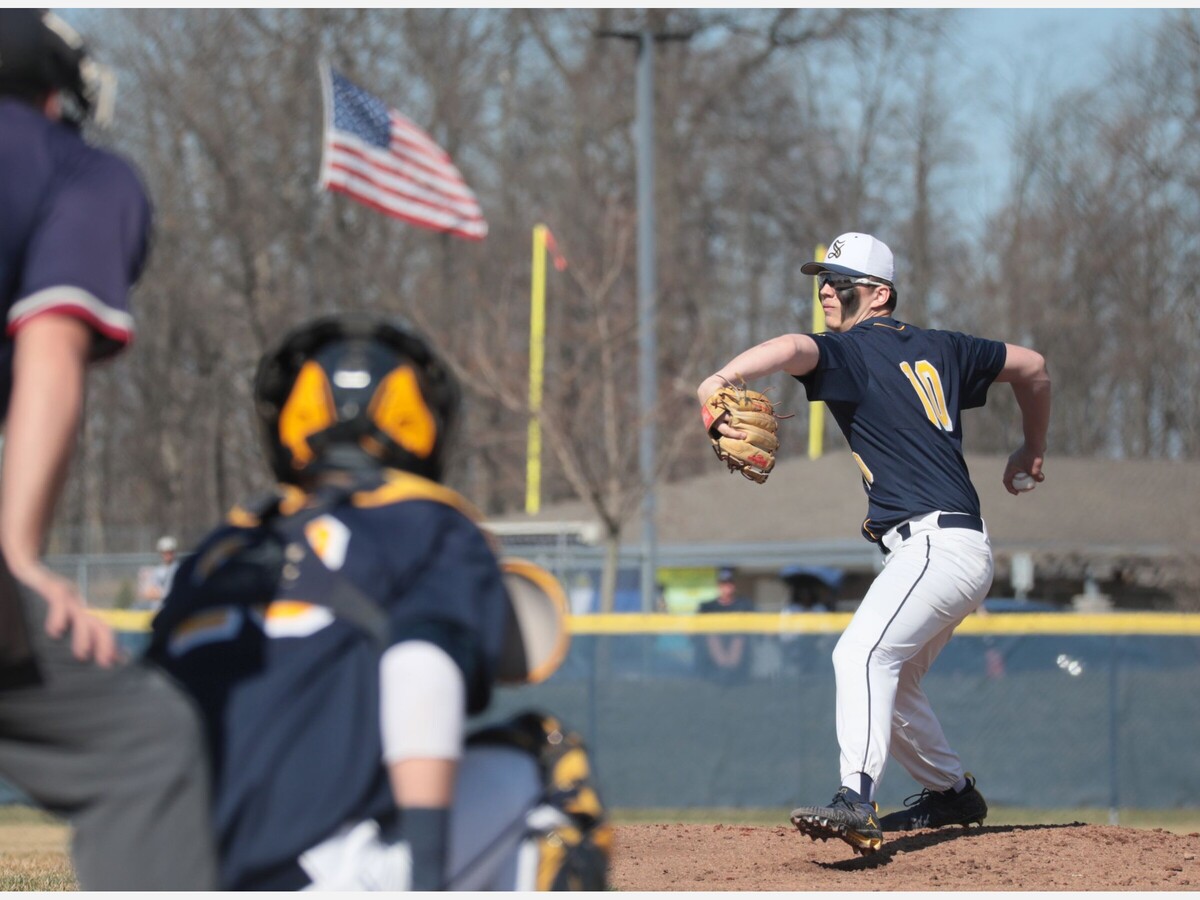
[832,513,994,795]
[299,744,545,890]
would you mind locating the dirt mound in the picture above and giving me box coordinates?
[612,822,1200,891]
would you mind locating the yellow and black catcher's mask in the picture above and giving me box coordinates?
[254,315,460,485]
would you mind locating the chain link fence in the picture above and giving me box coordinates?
[481,628,1200,813]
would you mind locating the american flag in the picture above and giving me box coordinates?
[318,64,487,241]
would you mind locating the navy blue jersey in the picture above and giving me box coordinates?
[148,472,510,890]
[0,99,148,418]
[796,317,1006,542]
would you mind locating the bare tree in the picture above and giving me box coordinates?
[960,11,1199,461]
[53,9,1196,597]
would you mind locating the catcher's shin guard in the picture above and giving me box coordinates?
[450,711,612,891]
[299,727,612,892]
[791,787,883,856]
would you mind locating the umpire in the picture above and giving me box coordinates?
[0,11,216,889]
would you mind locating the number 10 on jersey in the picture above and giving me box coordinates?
[900,361,952,431]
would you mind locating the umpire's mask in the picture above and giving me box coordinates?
[254,314,460,485]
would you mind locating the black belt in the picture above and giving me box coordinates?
[881,513,984,554]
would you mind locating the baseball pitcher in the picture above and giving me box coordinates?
[697,231,1051,855]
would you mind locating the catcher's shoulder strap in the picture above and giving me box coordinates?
[154,471,500,654]
[467,710,612,891]
[225,485,309,528]
[225,470,483,528]
[350,470,505,557]
[152,476,393,652]
[350,470,483,519]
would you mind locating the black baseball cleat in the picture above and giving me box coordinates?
[878,773,988,832]
[790,787,883,855]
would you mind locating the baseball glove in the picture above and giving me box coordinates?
[700,380,781,484]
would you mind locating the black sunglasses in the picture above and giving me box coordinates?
[817,273,889,291]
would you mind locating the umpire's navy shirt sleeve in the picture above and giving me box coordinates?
[15,149,149,359]
[2,102,149,361]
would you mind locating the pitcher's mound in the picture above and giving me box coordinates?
[611,822,1200,891]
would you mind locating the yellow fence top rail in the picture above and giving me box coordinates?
[567,612,1200,635]
[100,609,1200,637]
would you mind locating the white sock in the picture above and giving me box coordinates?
[950,775,968,794]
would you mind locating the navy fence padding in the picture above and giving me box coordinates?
[480,633,1200,811]
[1,631,1195,812]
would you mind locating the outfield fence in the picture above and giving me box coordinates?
[474,613,1200,814]
[0,610,1184,815]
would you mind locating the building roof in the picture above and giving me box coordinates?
[490,454,1200,582]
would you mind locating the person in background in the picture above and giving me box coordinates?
[696,567,754,684]
[780,566,839,614]
[0,10,216,889]
[135,535,179,610]
[779,567,840,676]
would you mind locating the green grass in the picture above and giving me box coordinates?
[0,868,76,891]
[611,806,1200,833]
[0,805,75,891]
[987,806,1200,832]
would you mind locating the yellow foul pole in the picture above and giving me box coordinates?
[808,243,827,461]
[526,224,549,513]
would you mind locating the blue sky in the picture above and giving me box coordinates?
[61,7,1172,231]
[943,8,1170,226]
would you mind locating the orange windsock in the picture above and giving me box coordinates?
[544,228,568,271]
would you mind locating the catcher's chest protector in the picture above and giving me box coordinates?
[466,711,612,891]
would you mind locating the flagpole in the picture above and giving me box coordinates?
[808,243,827,461]
[526,224,549,514]
[633,28,660,615]
[316,59,334,191]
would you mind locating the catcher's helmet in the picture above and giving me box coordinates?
[0,9,116,126]
[254,314,460,485]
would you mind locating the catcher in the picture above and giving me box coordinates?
[147,314,609,890]
[699,377,783,483]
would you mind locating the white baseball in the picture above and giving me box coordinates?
[1012,472,1036,492]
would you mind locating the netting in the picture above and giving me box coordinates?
[3,623,1194,812]
[480,630,1200,811]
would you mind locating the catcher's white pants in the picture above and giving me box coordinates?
[299,745,545,891]
[832,512,994,796]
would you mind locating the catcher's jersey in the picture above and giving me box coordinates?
[148,472,510,890]
[0,100,147,419]
[796,316,1006,542]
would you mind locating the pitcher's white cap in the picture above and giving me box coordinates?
[801,232,894,283]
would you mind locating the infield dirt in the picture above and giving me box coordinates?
[611,821,1200,890]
